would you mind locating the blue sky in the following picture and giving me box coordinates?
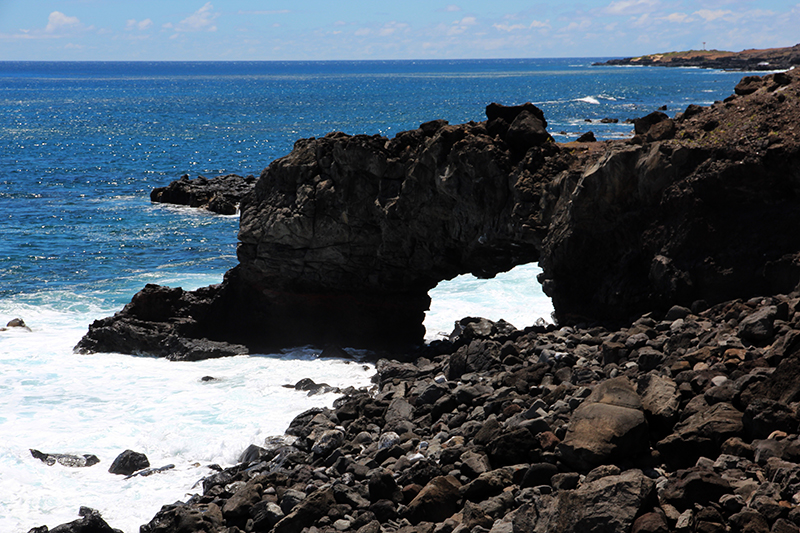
[0,0,798,60]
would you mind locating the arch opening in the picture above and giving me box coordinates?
[423,262,554,342]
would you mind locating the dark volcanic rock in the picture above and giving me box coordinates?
[37,507,121,533]
[30,449,100,468]
[150,173,256,214]
[80,70,800,359]
[123,287,800,533]
[108,450,150,476]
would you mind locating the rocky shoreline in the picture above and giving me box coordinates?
[597,44,800,71]
[37,69,800,532]
[150,174,256,215]
[42,293,800,533]
[77,69,800,359]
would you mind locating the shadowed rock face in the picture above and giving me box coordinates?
[77,69,800,357]
[225,113,555,349]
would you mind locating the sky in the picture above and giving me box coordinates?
[0,0,798,61]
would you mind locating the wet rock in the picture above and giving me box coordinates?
[238,444,265,463]
[150,173,256,214]
[3,317,31,331]
[30,449,100,468]
[42,507,121,533]
[140,503,224,533]
[108,450,150,476]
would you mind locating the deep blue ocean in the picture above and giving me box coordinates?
[0,59,750,532]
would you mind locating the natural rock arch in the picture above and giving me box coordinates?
[77,71,800,358]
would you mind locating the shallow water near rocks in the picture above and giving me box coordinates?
[0,59,746,532]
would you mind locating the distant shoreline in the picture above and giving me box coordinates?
[596,43,800,71]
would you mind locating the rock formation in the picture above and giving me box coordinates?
[598,43,800,70]
[41,294,800,533]
[151,173,256,215]
[77,69,800,357]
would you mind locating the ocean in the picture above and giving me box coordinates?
[0,59,748,532]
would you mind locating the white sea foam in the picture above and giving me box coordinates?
[424,263,552,340]
[575,96,601,105]
[0,283,375,533]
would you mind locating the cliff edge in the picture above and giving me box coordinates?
[76,69,800,358]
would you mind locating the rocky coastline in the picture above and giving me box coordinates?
[597,44,800,71]
[36,69,800,532]
[78,69,800,358]
[42,293,800,533]
[151,174,256,215]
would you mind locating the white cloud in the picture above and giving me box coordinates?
[493,23,526,32]
[45,12,80,33]
[493,19,550,32]
[238,10,290,15]
[604,0,659,15]
[175,2,220,32]
[630,13,652,27]
[665,12,692,23]
[448,16,477,35]
[445,5,462,12]
[126,19,153,31]
[694,9,732,21]
[565,19,592,31]
[379,22,409,37]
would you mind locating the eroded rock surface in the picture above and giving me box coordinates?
[78,69,800,355]
[151,173,256,215]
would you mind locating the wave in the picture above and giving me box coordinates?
[575,96,601,105]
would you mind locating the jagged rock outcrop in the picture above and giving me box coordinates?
[151,173,256,215]
[78,69,800,356]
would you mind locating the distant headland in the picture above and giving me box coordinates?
[596,43,800,71]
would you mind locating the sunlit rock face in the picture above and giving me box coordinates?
[79,70,800,355]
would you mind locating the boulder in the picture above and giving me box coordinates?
[141,503,224,533]
[738,306,778,342]
[273,486,335,533]
[637,373,680,433]
[45,507,120,533]
[660,467,732,510]
[513,469,656,533]
[402,475,462,525]
[656,402,744,468]
[558,377,650,470]
[108,450,150,476]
